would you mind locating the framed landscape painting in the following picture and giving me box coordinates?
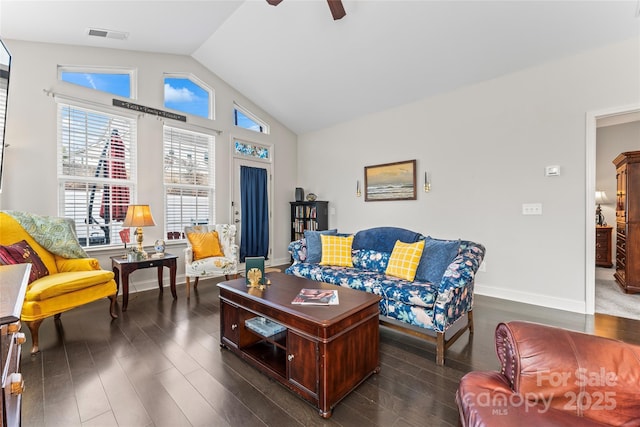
[364,159,416,201]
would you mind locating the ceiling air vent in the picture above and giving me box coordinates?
[86,28,129,40]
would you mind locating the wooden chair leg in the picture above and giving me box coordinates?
[186,276,191,299]
[108,294,118,319]
[468,310,474,334]
[436,332,445,366]
[25,319,44,354]
[194,277,199,290]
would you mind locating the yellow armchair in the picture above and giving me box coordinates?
[0,212,117,353]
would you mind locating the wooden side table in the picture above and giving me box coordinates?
[111,253,178,311]
[595,226,613,268]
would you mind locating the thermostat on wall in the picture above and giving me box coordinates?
[545,165,561,176]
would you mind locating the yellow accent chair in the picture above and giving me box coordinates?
[184,224,239,298]
[0,212,117,354]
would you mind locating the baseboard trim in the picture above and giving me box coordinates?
[475,283,586,314]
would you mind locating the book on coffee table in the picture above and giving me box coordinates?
[291,289,339,305]
[245,316,286,337]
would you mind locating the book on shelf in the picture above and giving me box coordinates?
[291,289,339,305]
[245,317,286,337]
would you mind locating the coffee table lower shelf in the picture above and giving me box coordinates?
[218,274,381,418]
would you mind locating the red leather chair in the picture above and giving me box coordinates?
[456,321,640,426]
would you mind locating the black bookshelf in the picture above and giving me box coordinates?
[290,201,329,242]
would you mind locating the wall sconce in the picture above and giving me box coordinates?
[356,180,362,197]
[424,172,431,193]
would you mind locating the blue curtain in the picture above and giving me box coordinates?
[240,166,269,261]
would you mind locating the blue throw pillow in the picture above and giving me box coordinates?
[414,237,461,283]
[304,229,338,263]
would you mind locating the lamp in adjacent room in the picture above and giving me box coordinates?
[595,191,609,226]
[123,204,156,255]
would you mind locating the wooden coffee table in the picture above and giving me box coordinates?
[218,272,381,418]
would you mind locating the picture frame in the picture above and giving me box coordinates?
[364,159,417,202]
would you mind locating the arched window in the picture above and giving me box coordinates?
[164,74,213,120]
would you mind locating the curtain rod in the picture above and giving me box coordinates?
[43,89,222,135]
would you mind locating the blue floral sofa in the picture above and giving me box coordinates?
[286,227,485,365]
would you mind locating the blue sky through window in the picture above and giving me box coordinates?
[235,109,263,132]
[164,77,210,119]
[61,72,131,98]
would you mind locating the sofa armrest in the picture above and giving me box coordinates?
[222,243,239,261]
[438,241,485,294]
[184,246,194,264]
[432,241,485,331]
[288,238,307,264]
[55,256,101,272]
[456,371,609,427]
[494,321,640,424]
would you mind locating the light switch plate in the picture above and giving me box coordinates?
[522,203,543,215]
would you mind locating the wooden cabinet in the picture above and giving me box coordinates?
[290,201,329,242]
[595,226,613,267]
[1,264,30,427]
[613,151,640,293]
[219,299,320,399]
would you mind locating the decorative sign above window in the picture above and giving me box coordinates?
[112,99,186,122]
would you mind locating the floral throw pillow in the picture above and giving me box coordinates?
[352,249,390,273]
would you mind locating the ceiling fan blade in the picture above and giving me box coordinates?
[266,0,283,5]
[327,0,346,20]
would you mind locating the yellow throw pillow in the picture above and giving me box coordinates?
[385,239,425,281]
[187,231,224,260]
[319,234,354,267]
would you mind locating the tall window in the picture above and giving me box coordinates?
[57,103,136,247]
[163,126,215,239]
[164,74,212,119]
[58,66,135,98]
[234,103,269,134]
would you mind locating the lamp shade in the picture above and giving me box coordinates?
[595,191,610,205]
[122,205,156,227]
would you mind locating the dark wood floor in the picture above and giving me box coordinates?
[19,273,640,427]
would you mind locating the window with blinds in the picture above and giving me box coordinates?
[163,126,215,239]
[57,103,136,247]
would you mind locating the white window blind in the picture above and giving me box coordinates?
[57,103,136,247]
[163,126,215,239]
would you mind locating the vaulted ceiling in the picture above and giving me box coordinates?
[1,1,638,134]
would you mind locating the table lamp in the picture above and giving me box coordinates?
[595,191,609,226]
[123,205,156,255]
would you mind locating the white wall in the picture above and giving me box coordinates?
[1,39,297,291]
[596,120,640,262]
[298,37,640,313]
